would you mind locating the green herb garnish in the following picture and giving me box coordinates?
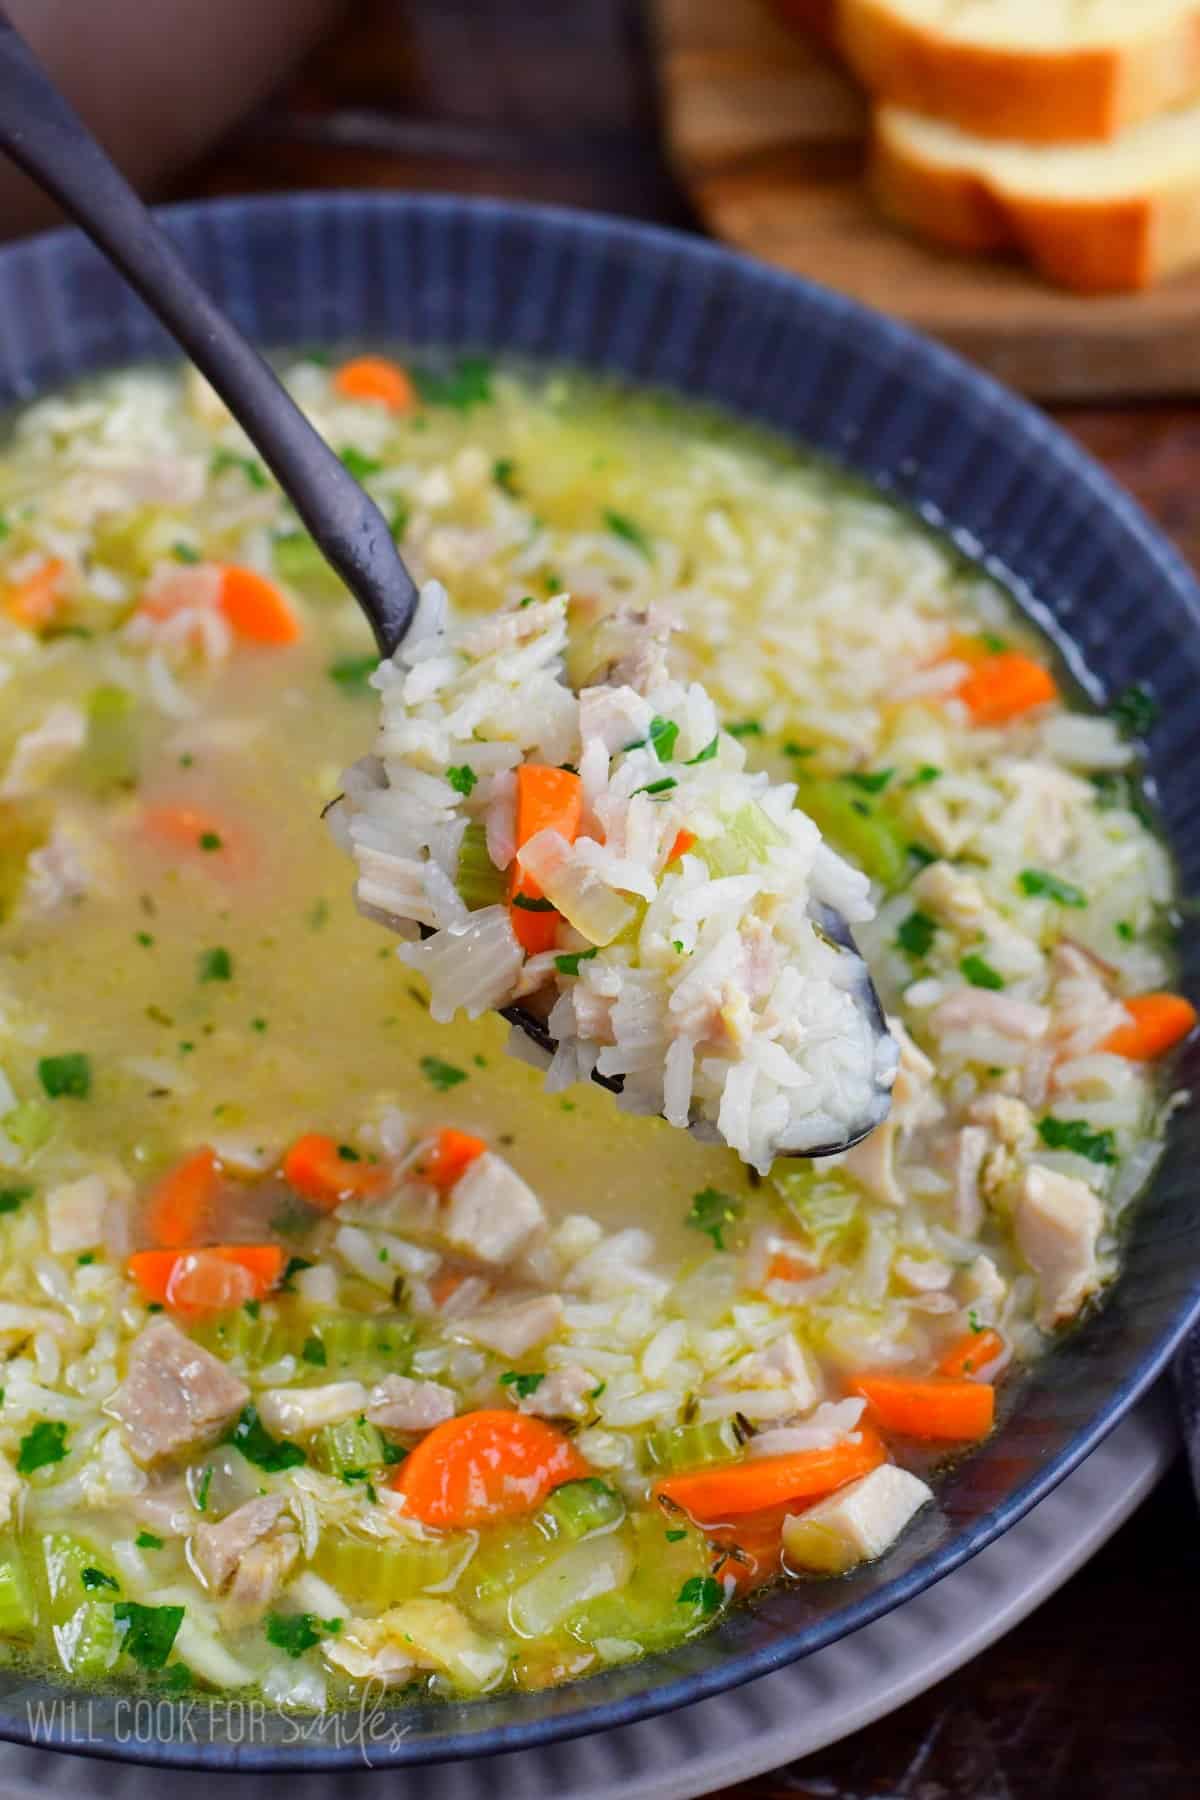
[1110,682,1158,740]
[419,1055,468,1092]
[171,542,200,564]
[413,357,493,412]
[493,458,518,495]
[555,949,598,976]
[0,1188,31,1214]
[211,448,268,489]
[686,1187,742,1251]
[136,1531,164,1551]
[603,509,653,559]
[265,1612,325,1658]
[38,1054,91,1099]
[328,655,377,693]
[960,954,1005,990]
[114,1601,184,1670]
[632,777,677,797]
[198,947,232,983]
[447,764,478,797]
[1019,869,1087,907]
[17,1419,68,1473]
[301,1335,328,1367]
[81,1566,119,1592]
[511,893,556,911]
[339,447,382,481]
[1037,1116,1117,1165]
[677,1576,723,1614]
[224,1405,306,1472]
[843,768,894,793]
[649,716,679,761]
[500,1371,545,1399]
[726,720,763,740]
[686,736,719,765]
[897,911,937,959]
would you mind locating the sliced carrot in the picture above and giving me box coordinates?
[281,1133,388,1212]
[127,1244,284,1319]
[416,1127,488,1192]
[5,557,67,632]
[957,652,1057,726]
[393,1409,588,1528]
[144,1146,222,1249]
[510,765,582,954]
[333,355,416,413]
[765,1249,819,1286]
[1102,992,1197,1061]
[668,828,696,863]
[140,803,236,859]
[655,1429,886,1521]
[706,1502,792,1591]
[937,1328,1006,1381]
[218,566,302,646]
[851,1372,994,1441]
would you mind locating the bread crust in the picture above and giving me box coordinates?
[837,0,1200,143]
[870,107,1200,293]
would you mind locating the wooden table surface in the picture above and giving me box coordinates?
[177,4,1200,1793]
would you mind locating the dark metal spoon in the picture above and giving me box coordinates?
[0,15,893,1159]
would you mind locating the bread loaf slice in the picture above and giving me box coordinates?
[824,1,1200,143]
[871,99,1200,292]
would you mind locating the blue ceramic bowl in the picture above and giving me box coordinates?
[0,193,1196,1770]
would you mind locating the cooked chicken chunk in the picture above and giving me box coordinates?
[324,1596,506,1692]
[457,1293,564,1358]
[516,1364,596,1422]
[192,1493,292,1594]
[365,1374,456,1435]
[782,1464,933,1575]
[1014,1165,1103,1329]
[441,1152,545,1265]
[107,1319,248,1464]
[222,1529,300,1628]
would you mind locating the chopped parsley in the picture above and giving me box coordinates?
[301,1335,328,1367]
[500,1371,545,1399]
[1115,920,1135,943]
[603,509,653,559]
[38,1054,91,1099]
[198,947,233,983]
[81,1566,119,1593]
[960,954,1005,991]
[512,892,557,911]
[17,1419,68,1474]
[897,911,937,959]
[211,448,268,489]
[1019,868,1087,908]
[390,501,411,540]
[77,1252,95,1267]
[843,767,894,793]
[685,736,719,765]
[171,542,200,564]
[649,715,680,761]
[1110,682,1158,740]
[967,1309,983,1334]
[492,457,518,495]
[726,720,763,740]
[555,949,598,976]
[339,446,382,481]
[243,1299,261,1319]
[665,1528,687,1543]
[194,1466,213,1512]
[632,777,677,798]
[328,655,377,693]
[337,1144,361,1162]
[0,1187,31,1214]
[677,1575,723,1614]
[265,1612,331,1658]
[135,931,155,947]
[686,1187,743,1251]
[904,765,942,787]
[224,1404,306,1472]
[446,763,478,796]
[413,356,493,411]
[977,631,1007,654]
[251,1017,268,1033]
[784,741,815,758]
[1037,1116,1118,1165]
[136,1531,165,1551]
[419,1055,468,1092]
[198,831,223,851]
[113,1601,184,1671]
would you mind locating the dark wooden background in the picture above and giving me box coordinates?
[175,3,1200,1793]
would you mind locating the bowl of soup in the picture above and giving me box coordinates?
[0,194,1195,1768]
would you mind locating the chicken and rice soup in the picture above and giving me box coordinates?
[0,352,1184,1707]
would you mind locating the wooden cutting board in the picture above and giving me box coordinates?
[653,0,1200,400]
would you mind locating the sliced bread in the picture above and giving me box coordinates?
[871,99,1200,292]
[823,1,1200,143]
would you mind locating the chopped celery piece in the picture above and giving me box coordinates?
[640,1416,741,1476]
[566,1511,713,1654]
[3,1099,54,1154]
[193,1307,414,1378]
[699,804,786,879]
[313,1415,387,1479]
[311,1528,470,1604]
[37,1532,104,1624]
[191,1308,294,1366]
[84,684,139,793]
[771,1168,862,1257]
[539,1478,626,1541]
[308,1312,415,1375]
[465,1518,559,1629]
[0,1545,35,1637]
[272,530,346,600]
[53,1599,120,1678]
[792,776,908,889]
[457,822,506,910]
[91,506,178,579]
[510,1528,633,1637]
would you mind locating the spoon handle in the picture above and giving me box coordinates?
[0,14,418,656]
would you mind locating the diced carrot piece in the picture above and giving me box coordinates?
[937,1328,1006,1381]
[429,1268,468,1309]
[851,1372,995,1441]
[510,765,582,955]
[765,1249,818,1286]
[333,355,416,413]
[1102,992,1197,1061]
[140,803,236,859]
[281,1133,388,1212]
[218,566,302,646]
[393,1410,588,1527]
[655,1429,886,1521]
[417,1127,488,1192]
[144,1146,222,1249]
[127,1244,284,1319]
[5,557,67,632]
[668,828,696,863]
[957,652,1058,726]
[706,1502,792,1591]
